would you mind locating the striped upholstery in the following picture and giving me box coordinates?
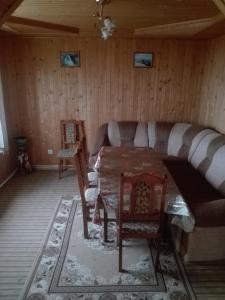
[177,125,204,158]
[148,121,156,148]
[148,122,204,159]
[167,123,192,157]
[133,122,148,147]
[198,135,225,174]
[148,122,174,154]
[108,120,121,146]
[190,132,221,170]
[108,121,148,147]
[91,120,225,197]
[188,129,215,161]
[205,145,225,195]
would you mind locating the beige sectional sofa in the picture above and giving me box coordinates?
[90,121,225,262]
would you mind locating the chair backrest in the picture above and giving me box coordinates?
[119,173,167,223]
[60,120,83,148]
[80,120,89,164]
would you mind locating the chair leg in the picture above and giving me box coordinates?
[82,207,89,239]
[154,238,161,272]
[119,237,123,272]
[58,159,63,179]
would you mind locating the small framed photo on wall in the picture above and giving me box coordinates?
[133,52,153,68]
[60,51,80,67]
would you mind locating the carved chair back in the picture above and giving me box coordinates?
[60,120,83,148]
[119,173,167,225]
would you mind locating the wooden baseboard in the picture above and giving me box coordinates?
[33,165,75,171]
[0,168,17,189]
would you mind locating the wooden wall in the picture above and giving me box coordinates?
[197,36,225,133]
[0,33,225,174]
[0,40,20,183]
[0,36,208,166]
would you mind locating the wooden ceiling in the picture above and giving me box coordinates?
[1,0,225,38]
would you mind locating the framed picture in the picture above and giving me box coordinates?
[133,52,153,68]
[60,51,80,67]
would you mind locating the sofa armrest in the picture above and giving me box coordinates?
[190,198,225,227]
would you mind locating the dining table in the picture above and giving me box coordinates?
[94,146,195,241]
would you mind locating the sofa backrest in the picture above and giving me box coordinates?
[167,123,204,158]
[102,121,207,160]
[148,122,174,155]
[148,122,203,159]
[189,131,221,169]
[91,121,225,196]
[188,129,215,161]
[189,131,225,195]
[108,120,148,147]
[205,145,225,195]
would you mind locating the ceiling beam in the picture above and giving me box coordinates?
[212,0,225,16]
[1,24,19,34]
[134,18,214,36]
[0,0,24,26]
[134,14,225,37]
[6,16,79,34]
[193,13,225,35]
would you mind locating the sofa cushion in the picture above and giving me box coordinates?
[190,199,225,227]
[205,145,225,196]
[176,125,204,158]
[90,123,109,156]
[118,121,137,146]
[167,123,192,158]
[148,121,156,148]
[148,121,174,154]
[189,132,221,170]
[197,135,225,175]
[108,121,138,147]
[108,120,121,146]
[188,129,215,161]
[134,122,148,147]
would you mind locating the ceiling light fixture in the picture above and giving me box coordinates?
[93,0,116,40]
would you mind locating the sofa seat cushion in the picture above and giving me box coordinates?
[189,199,225,227]
[163,159,223,204]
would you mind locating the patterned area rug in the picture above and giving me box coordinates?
[21,196,196,300]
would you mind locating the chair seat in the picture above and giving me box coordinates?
[122,222,159,234]
[57,148,77,158]
[88,171,98,185]
[85,187,99,206]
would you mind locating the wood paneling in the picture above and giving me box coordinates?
[7,0,225,39]
[0,36,207,166]
[0,39,20,183]
[13,0,218,30]
[197,35,225,133]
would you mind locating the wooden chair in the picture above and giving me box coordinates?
[74,147,101,239]
[118,172,167,272]
[80,120,89,164]
[57,120,83,179]
[78,120,98,186]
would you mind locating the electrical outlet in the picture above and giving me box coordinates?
[48,149,53,155]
